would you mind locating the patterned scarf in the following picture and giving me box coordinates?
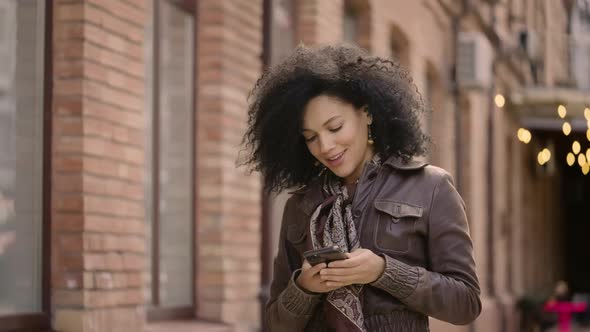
[309,174,366,332]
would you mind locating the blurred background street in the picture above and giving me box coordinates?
[1,0,589,331]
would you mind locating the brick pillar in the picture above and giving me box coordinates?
[51,1,147,331]
[195,0,263,330]
[297,0,343,45]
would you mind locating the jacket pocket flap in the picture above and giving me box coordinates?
[374,200,423,219]
[286,224,307,244]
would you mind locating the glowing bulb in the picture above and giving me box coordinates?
[567,153,575,166]
[558,105,567,118]
[587,149,590,163]
[563,122,572,136]
[585,107,590,121]
[542,148,551,162]
[587,129,590,142]
[517,129,525,142]
[583,163,590,175]
[537,151,546,165]
[573,141,581,154]
[495,94,506,108]
[522,130,532,144]
[578,153,587,167]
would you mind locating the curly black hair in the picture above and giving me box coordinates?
[240,44,429,193]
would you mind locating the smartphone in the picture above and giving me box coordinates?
[303,245,348,266]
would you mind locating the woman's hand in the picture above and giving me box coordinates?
[319,248,385,287]
[296,260,342,293]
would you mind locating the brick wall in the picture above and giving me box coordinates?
[297,0,343,45]
[195,0,263,329]
[51,1,147,331]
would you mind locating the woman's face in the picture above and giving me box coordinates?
[302,95,374,184]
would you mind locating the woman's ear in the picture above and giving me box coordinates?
[363,106,372,125]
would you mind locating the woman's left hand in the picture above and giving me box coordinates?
[319,248,385,287]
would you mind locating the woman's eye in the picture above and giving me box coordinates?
[304,136,317,143]
[329,126,342,133]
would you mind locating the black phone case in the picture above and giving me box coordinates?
[303,246,348,265]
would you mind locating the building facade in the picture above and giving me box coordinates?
[0,1,588,332]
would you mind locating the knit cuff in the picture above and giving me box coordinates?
[279,269,323,316]
[370,254,420,299]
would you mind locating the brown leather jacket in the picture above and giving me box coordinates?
[265,157,481,331]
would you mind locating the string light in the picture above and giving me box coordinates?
[573,141,581,154]
[583,163,590,175]
[558,105,567,118]
[517,128,532,144]
[495,94,505,108]
[585,107,590,121]
[537,148,551,165]
[567,153,576,166]
[578,153,587,167]
[563,122,572,136]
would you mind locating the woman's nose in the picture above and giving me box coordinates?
[318,136,335,154]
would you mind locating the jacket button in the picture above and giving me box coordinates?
[353,210,362,218]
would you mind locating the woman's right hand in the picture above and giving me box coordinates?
[295,260,341,293]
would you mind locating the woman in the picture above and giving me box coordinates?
[242,44,481,331]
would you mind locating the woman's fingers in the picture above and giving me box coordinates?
[327,256,361,268]
[308,262,327,275]
[324,281,347,288]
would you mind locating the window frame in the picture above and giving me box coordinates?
[0,1,52,331]
[146,0,198,321]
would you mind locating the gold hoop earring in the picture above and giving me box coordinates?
[368,125,375,145]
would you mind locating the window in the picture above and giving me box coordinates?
[0,0,50,330]
[343,0,370,50]
[343,6,360,45]
[389,25,410,69]
[145,0,196,319]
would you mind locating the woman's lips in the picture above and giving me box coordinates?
[325,151,345,168]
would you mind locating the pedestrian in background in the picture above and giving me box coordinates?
[241,44,481,331]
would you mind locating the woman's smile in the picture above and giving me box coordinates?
[325,150,346,168]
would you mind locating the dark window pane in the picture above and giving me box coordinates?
[0,0,45,316]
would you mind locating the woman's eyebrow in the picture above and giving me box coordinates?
[302,116,342,132]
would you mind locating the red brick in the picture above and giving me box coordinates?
[54,290,84,306]
[55,3,85,22]
[54,79,83,96]
[87,0,146,27]
[104,252,124,271]
[84,233,105,251]
[84,215,144,235]
[54,194,84,212]
[83,42,144,79]
[59,233,84,252]
[84,81,143,112]
[61,253,84,271]
[53,272,84,290]
[84,253,107,270]
[122,253,144,270]
[53,213,85,232]
[85,5,144,43]
[54,173,83,192]
[95,272,115,289]
[84,24,143,60]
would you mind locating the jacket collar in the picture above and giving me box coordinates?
[382,155,428,170]
[290,156,428,216]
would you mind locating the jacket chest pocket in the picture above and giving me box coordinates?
[373,200,423,254]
